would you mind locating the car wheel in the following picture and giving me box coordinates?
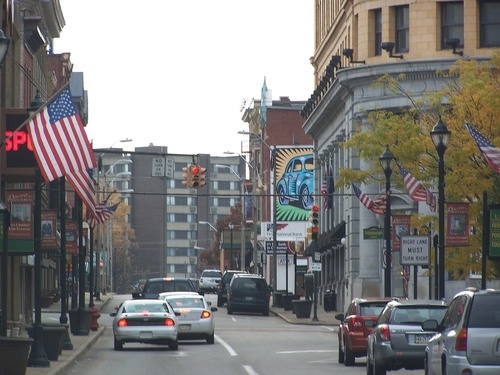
[338,340,345,364]
[227,305,233,315]
[263,308,270,316]
[169,340,178,351]
[217,295,223,307]
[277,185,290,205]
[207,332,215,344]
[366,357,374,375]
[344,344,355,366]
[114,336,123,351]
[299,185,313,209]
[373,353,386,375]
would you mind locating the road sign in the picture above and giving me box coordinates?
[311,262,321,271]
[152,158,165,177]
[400,235,430,265]
[164,157,174,178]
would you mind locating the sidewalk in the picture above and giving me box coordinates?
[22,294,339,375]
[25,293,112,375]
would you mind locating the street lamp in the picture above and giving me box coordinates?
[380,145,395,298]
[215,164,246,271]
[229,223,234,269]
[431,117,450,300]
[199,221,217,232]
[238,131,278,294]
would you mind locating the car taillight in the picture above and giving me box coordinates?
[378,324,390,341]
[349,316,364,331]
[200,310,211,319]
[455,327,467,351]
[117,319,128,327]
[164,318,176,326]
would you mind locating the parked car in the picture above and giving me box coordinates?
[423,288,500,375]
[199,269,222,293]
[226,273,272,316]
[131,277,199,299]
[217,270,248,307]
[335,297,392,366]
[161,292,217,344]
[366,298,448,375]
[276,154,314,210]
[110,299,179,351]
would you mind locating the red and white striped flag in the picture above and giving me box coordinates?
[396,162,436,211]
[27,86,96,182]
[352,183,386,215]
[465,121,500,173]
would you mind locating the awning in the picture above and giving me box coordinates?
[305,220,346,255]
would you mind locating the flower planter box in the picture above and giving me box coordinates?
[292,299,313,319]
[0,337,33,375]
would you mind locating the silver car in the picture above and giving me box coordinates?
[110,299,179,351]
[161,292,217,344]
[199,269,222,293]
[366,299,447,375]
[423,288,500,375]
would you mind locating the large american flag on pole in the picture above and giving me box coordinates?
[396,162,436,211]
[27,86,96,182]
[352,183,386,215]
[465,121,500,173]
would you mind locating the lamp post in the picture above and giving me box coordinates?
[237,131,277,293]
[380,146,395,298]
[229,223,234,269]
[431,117,450,300]
[216,164,246,271]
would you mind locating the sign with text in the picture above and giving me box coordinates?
[41,210,58,251]
[392,215,411,251]
[261,221,306,241]
[7,190,34,239]
[489,207,500,258]
[400,235,430,265]
[446,202,470,247]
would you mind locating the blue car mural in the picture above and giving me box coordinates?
[276,154,314,210]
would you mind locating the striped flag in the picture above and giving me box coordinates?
[27,86,96,182]
[321,173,328,210]
[324,165,334,211]
[66,169,99,222]
[352,183,386,215]
[85,193,121,228]
[396,162,436,211]
[465,122,500,173]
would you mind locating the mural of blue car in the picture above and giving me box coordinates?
[276,154,314,210]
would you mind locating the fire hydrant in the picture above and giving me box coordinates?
[90,305,101,331]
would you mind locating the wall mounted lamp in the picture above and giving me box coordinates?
[381,42,403,59]
[329,54,342,69]
[445,38,463,56]
[342,48,365,64]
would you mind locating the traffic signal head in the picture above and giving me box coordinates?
[190,164,207,189]
[310,203,320,240]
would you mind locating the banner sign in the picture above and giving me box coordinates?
[7,190,34,239]
[41,210,58,251]
[446,202,470,247]
[489,207,500,258]
[392,215,411,251]
[261,221,306,241]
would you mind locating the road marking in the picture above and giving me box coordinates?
[215,334,238,356]
[242,365,259,375]
[277,349,334,354]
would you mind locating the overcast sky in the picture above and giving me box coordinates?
[54,0,314,156]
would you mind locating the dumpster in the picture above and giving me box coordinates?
[323,290,335,312]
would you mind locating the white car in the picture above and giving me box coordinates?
[161,293,217,344]
[199,269,222,293]
[110,299,179,351]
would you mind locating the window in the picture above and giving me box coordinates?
[395,5,409,52]
[441,2,464,49]
[374,9,382,56]
[480,0,500,47]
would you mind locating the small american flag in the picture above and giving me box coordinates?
[27,86,96,182]
[396,162,436,211]
[321,174,328,210]
[86,193,121,228]
[352,183,386,215]
[66,169,99,223]
[465,122,500,173]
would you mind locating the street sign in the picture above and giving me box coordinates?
[400,235,430,265]
[164,157,174,178]
[152,158,165,177]
[311,262,321,271]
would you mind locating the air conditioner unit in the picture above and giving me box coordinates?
[189,241,196,247]
[210,190,217,195]
[212,173,217,179]
[189,206,196,213]
[190,257,197,264]
[210,207,217,214]
[190,223,196,230]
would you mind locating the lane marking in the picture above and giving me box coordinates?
[242,365,259,375]
[215,334,238,356]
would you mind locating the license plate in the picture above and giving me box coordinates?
[139,331,153,339]
[414,334,433,344]
[245,296,255,301]
[179,324,191,331]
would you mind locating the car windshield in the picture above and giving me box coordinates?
[359,303,387,316]
[391,306,447,324]
[126,303,169,313]
[233,278,267,290]
[202,271,221,278]
[167,297,204,308]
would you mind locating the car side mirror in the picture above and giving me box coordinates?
[421,319,440,331]
[335,313,345,321]
[211,307,218,312]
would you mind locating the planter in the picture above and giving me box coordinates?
[273,291,287,308]
[283,294,300,312]
[0,337,34,375]
[41,296,53,308]
[26,324,66,361]
[292,299,313,319]
[68,308,93,336]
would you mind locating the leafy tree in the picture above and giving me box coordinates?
[339,51,500,279]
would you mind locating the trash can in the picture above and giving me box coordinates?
[323,290,336,312]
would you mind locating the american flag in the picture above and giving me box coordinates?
[323,165,334,211]
[352,183,386,215]
[465,122,500,173]
[396,162,436,211]
[86,193,121,228]
[321,173,328,210]
[27,86,96,182]
[66,169,99,223]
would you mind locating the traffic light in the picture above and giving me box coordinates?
[309,203,320,240]
[182,166,192,188]
[190,164,205,189]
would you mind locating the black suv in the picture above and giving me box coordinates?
[226,273,272,316]
[217,270,247,307]
[132,277,199,299]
